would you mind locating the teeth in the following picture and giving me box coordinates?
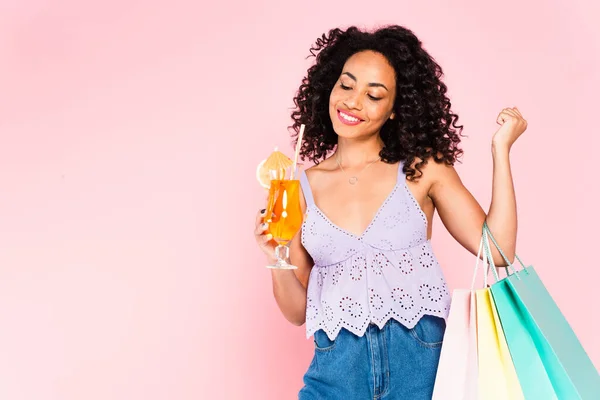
[340,111,359,122]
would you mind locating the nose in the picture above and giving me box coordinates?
[343,91,363,111]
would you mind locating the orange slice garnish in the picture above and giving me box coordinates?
[256,159,271,189]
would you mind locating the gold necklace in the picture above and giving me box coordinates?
[335,153,381,185]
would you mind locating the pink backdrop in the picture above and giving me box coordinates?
[0,1,598,399]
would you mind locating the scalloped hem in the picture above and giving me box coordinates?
[305,309,449,341]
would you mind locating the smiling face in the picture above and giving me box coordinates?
[329,50,397,140]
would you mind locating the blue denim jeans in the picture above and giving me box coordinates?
[298,315,446,400]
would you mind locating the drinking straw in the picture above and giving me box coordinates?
[291,124,305,180]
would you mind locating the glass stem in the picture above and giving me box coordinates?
[275,245,289,265]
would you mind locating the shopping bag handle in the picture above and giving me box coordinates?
[471,229,508,290]
[482,221,529,282]
[471,229,496,289]
[470,232,487,290]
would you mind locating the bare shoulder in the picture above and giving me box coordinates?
[303,157,337,187]
[407,153,461,192]
[298,158,334,211]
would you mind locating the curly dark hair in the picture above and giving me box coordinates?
[290,25,464,180]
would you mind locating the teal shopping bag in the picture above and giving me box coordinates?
[488,277,558,399]
[483,222,600,399]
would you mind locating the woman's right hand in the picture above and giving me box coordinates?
[254,208,277,263]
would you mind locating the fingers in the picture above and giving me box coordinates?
[256,208,275,225]
[511,107,527,126]
[254,208,268,235]
[496,111,511,125]
[506,107,526,122]
[254,219,269,236]
[259,231,273,246]
[496,107,523,125]
[255,222,273,246]
[254,208,273,245]
[256,208,266,225]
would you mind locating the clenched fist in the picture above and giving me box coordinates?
[492,107,528,151]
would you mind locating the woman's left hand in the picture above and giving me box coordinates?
[492,106,528,151]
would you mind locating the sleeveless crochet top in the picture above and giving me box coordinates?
[299,162,451,341]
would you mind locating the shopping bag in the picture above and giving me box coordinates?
[483,222,600,399]
[432,237,483,400]
[474,232,524,399]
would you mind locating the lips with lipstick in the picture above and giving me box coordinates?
[337,109,364,126]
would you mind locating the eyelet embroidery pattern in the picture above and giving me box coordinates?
[317,268,327,287]
[330,263,342,285]
[340,296,364,321]
[372,252,390,275]
[396,251,415,274]
[383,205,411,229]
[404,184,428,226]
[419,284,445,304]
[440,277,450,298]
[308,220,318,236]
[375,238,395,251]
[384,198,411,225]
[324,302,335,322]
[342,248,357,259]
[314,233,335,259]
[369,289,385,311]
[306,297,319,322]
[427,285,445,303]
[408,229,427,248]
[392,288,415,310]
[300,167,451,340]
[305,243,451,339]
[350,255,366,281]
[418,249,435,268]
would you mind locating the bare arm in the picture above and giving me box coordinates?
[427,157,515,266]
[484,107,527,263]
[254,187,313,326]
[428,107,527,266]
[270,229,313,326]
[485,145,517,264]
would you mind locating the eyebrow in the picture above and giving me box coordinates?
[342,72,389,91]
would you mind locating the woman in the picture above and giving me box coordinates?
[254,25,527,399]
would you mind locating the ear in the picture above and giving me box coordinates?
[390,112,395,120]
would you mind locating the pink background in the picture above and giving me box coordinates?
[0,1,598,399]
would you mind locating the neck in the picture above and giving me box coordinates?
[335,136,383,167]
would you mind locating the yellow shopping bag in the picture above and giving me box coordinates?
[475,229,524,400]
